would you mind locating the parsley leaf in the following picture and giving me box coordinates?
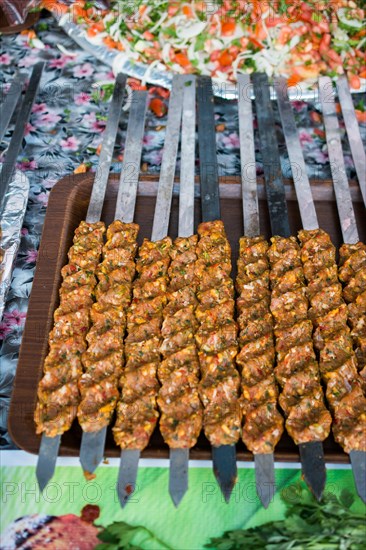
[205,486,366,549]
[96,521,172,550]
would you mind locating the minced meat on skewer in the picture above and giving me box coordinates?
[77,222,139,432]
[157,235,203,448]
[268,236,332,446]
[35,221,105,437]
[113,237,172,450]
[236,236,284,455]
[299,229,366,454]
[338,242,366,392]
[195,220,241,447]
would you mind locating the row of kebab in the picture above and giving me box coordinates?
[34,222,366,476]
[30,72,366,508]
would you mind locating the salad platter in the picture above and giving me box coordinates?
[50,0,366,99]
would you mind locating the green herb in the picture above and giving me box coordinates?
[278,0,289,15]
[205,487,366,549]
[96,521,173,550]
[355,99,365,112]
[311,12,322,23]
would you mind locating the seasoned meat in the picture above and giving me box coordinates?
[268,235,331,445]
[35,221,105,437]
[195,221,240,447]
[113,237,172,451]
[299,229,366,452]
[236,236,283,454]
[78,222,139,432]
[157,235,202,449]
[339,242,366,381]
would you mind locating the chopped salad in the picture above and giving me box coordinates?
[44,1,366,88]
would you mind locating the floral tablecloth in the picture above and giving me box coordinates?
[0,14,365,448]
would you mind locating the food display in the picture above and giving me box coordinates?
[299,229,366,454]
[158,235,202,449]
[34,220,365,454]
[195,220,241,447]
[113,236,172,450]
[78,221,139,432]
[49,0,366,88]
[236,236,284,455]
[34,221,106,437]
[268,236,332,446]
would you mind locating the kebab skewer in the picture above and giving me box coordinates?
[299,77,365,503]
[254,72,331,501]
[156,76,202,507]
[114,76,185,508]
[236,74,284,508]
[78,91,148,474]
[35,73,127,491]
[196,76,241,503]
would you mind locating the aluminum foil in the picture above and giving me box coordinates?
[0,171,30,322]
[58,17,365,101]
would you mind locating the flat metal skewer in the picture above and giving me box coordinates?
[0,72,26,143]
[254,72,326,502]
[319,76,366,504]
[169,75,196,507]
[79,90,148,474]
[237,73,275,508]
[336,75,366,207]
[0,62,44,211]
[36,72,127,492]
[197,75,237,503]
[117,75,186,508]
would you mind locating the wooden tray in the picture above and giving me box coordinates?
[9,174,366,462]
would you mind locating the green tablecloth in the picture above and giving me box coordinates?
[1,452,365,549]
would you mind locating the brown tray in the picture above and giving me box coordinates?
[9,173,366,462]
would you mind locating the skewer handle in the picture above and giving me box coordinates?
[197,76,220,222]
[151,75,186,241]
[237,74,259,238]
[252,73,290,238]
[86,72,127,223]
[275,77,319,231]
[318,77,359,245]
[336,76,366,207]
[115,90,148,222]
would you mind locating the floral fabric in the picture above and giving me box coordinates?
[0,15,365,448]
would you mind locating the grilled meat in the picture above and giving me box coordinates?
[338,242,366,391]
[268,235,332,445]
[157,235,203,448]
[35,221,105,437]
[195,220,241,446]
[77,221,139,432]
[299,229,366,453]
[236,236,284,454]
[113,237,172,450]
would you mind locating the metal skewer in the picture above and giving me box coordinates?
[336,75,366,207]
[319,76,366,504]
[79,90,148,474]
[237,73,275,508]
[0,72,26,143]
[253,72,326,502]
[0,63,44,212]
[117,75,186,508]
[197,75,237,503]
[36,72,127,492]
[169,75,196,507]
